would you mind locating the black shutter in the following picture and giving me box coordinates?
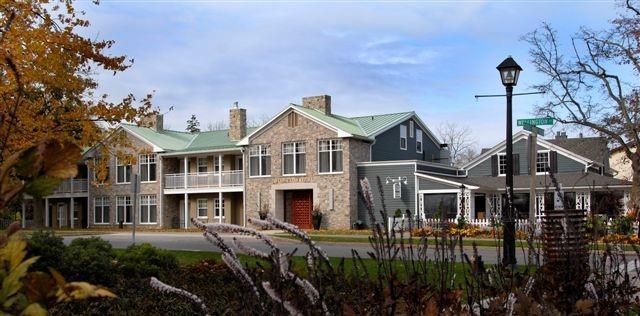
[550,151,558,173]
[491,155,498,176]
[513,154,520,175]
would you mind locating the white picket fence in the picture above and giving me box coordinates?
[387,216,535,233]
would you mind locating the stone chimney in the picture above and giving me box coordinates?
[142,114,163,132]
[555,131,568,140]
[229,102,247,140]
[302,95,331,115]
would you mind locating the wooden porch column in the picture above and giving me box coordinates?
[45,198,49,228]
[70,197,74,229]
[218,155,223,187]
[184,156,188,229]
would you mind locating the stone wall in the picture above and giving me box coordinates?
[244,109,371,229]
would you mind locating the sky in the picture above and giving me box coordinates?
[78,0,620,149]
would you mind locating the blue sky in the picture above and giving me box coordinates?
[80,1,619,149]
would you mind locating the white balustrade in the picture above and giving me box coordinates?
[51,179,88,195]
[164,170,243,189]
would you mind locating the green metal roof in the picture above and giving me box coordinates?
[291,105,369,138]
[350,111,414,136]
[121,123,260,153]
[122,123,194,151]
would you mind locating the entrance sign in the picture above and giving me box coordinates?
[517,117,554,126]
[523,123,545,136]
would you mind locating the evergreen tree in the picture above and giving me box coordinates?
[186,114,201,133]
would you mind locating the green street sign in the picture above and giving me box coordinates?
[517,117,554,126]
[522,123,545,136]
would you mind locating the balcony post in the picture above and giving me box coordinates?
[70,179,74,194]
[218,155,223,187]
[218,191,223,223]
[183,156,188,189]
[70,197,74,229]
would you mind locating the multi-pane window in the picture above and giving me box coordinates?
[116,157,131,184]
[139,195,157,224]
[197,199,208,218]
[139,154,157,182]
[416,130,423,153]
[116,196,132,224]
[400,125,407,150]
[283,142,306,175]
[94,197,110,224]
[318,139,343,173]
[409,121,415,138]
[214,198,225,218]
[536,151,550,173]
[249,145,271,177]
[498,153,507,175]
[198,157,208,173]
[214,155,224,172]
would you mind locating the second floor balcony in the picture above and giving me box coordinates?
[164,170,243,192]
[50,179,89,196]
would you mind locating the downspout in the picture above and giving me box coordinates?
[369,139,376,162]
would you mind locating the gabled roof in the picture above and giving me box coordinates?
[122,123,194,151]
[238,104,441,146]
[548,137,608,165]
[463,130,601,170]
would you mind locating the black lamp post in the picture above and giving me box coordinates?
[497,56,522,267]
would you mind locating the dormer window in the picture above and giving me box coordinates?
[400,125,407,150]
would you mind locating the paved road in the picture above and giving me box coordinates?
[64,232,529,264]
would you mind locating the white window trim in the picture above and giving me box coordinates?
[197,198,208,219]
[139,154,157,183]
[535,150,551,175]
[93,197,110,225]
[115,157,131,184]
[497,153,507,177]
[317,139,344,175]
[409,121,414,138]
[400,125,407,150]
[416,129,423,154]
[249,144,271,178]
[116,196,133,224]
[197,157,209,174]
[214,198,225,219]
[139,195,157,224]
[282,141,306,176]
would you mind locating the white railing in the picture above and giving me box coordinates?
[51,179,88,195]
[164,170,243,189]
[388,217,535,232]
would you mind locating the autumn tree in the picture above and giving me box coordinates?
[524,0,640,209]
[0,0,155,202]
[436,122,477,167]
[186,114,201,133]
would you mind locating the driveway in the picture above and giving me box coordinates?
[64,232,528,264]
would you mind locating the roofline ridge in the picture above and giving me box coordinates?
[348,111,413,119]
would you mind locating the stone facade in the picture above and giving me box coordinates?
[244,109,371,229]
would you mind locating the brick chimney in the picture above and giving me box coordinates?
[555,131,568,140]
[229,102,247,140]
[142,114,163,132]
[302,95,331,115]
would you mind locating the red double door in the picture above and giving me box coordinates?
[291,190,313,229]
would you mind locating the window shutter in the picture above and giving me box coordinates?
[550,151,558,173]
[513,154,520,175]
[491,155,498,176]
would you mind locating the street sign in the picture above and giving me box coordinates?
[522,123,545,136]
[517,117,554,126]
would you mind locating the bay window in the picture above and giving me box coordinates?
[283,142,306,175]
[139,154,157,182]
[139,195,157,224]
[249,145,271,177]
[318,139,343,173]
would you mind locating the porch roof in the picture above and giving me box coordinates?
[417,171,632,191]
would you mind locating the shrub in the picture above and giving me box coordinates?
[61,237,117,286]
[118,243,179,279]
[26,230,66,272]
[611,216,635,235]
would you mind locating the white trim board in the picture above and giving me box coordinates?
[419,189,463,194]
[414,172,479,190]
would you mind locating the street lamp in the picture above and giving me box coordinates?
[497,56,522,267]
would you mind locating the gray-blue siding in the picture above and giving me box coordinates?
[357,164,416,227]
[371,118,441,162]
[467,139,586,176]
